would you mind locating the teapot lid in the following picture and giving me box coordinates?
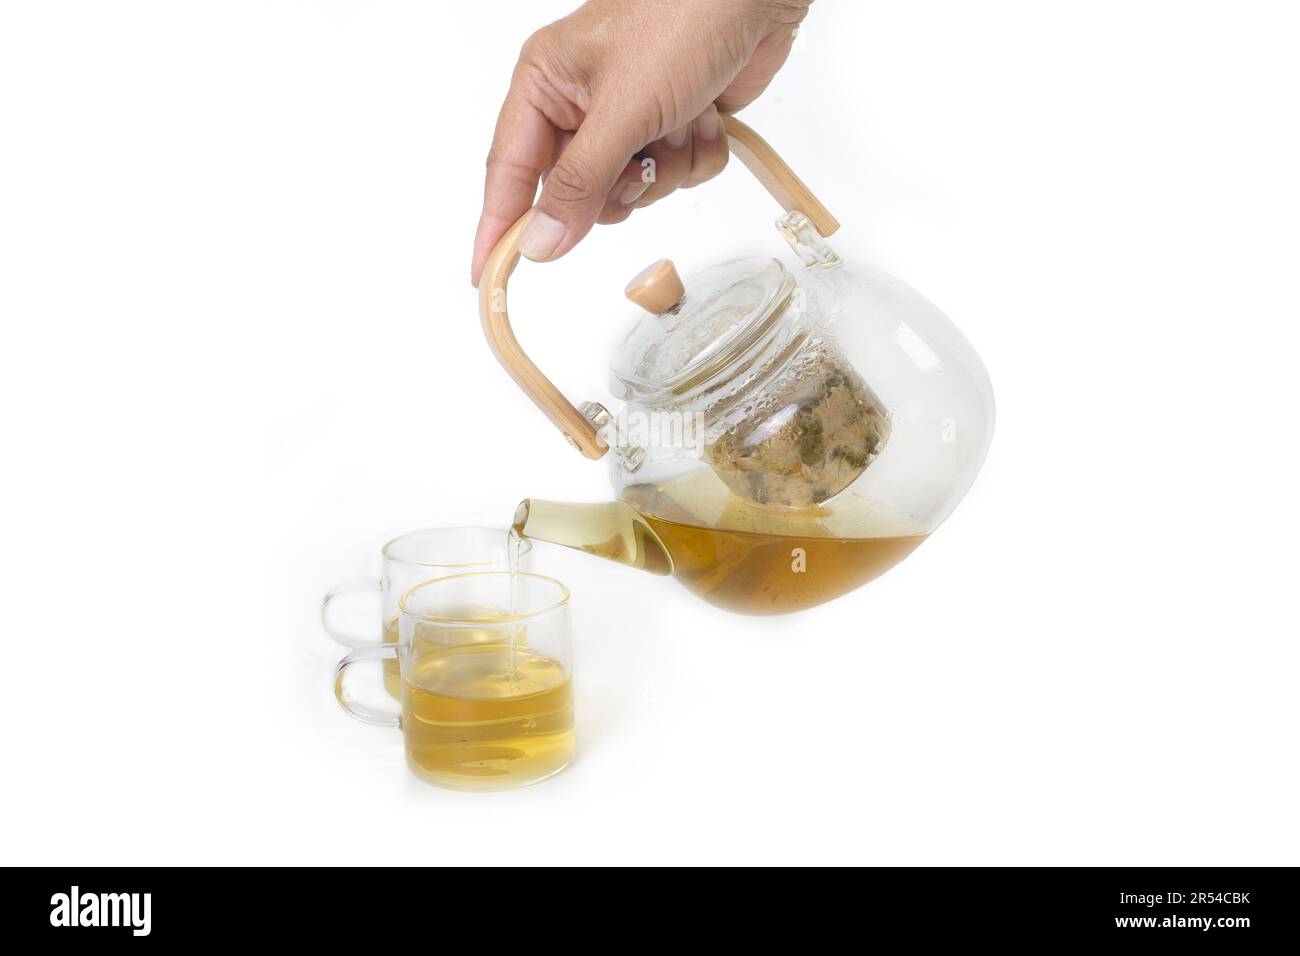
[610,257,796,403]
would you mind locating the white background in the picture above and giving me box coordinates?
[2,1,1297,866]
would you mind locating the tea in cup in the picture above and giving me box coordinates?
[334,570,574,791]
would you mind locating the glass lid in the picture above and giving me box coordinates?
[610,257,796,403]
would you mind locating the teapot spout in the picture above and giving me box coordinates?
[513,499,673,576]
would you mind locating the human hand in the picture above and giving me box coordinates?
[471,0,812,286]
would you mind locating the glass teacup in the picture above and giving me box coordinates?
[334,571,574,791]
[321,527,531,697]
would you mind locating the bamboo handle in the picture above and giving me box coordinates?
[721,115,840,237]
[478,211,608,459]
[478,118,839,458]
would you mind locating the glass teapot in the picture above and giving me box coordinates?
[477,117,993,615]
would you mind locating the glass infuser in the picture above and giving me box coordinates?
[478,117,994,615]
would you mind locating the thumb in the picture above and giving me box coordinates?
[518,101,648,263]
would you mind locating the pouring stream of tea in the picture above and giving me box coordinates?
[506,527,525,681]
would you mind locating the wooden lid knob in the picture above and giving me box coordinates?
[624,259,684,314]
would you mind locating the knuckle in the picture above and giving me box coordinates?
[545,158,599,208]
[638,97,669,144]
[519,27,552,63]
[749,1,811,26]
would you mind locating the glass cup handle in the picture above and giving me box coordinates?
[333,644,401,728]
[320,581,382,648]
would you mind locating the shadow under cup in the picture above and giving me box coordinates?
[397,573,574,790]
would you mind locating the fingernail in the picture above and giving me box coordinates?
[696,106,720,141]
[518,210,565,261]
[620,179,651,205]
[666,124,690,148]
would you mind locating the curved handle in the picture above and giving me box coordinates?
[721,115,839,237]
[334,643,402,728]
[478,212,609,459]
[320,581,382,648]
[477,115,839,457]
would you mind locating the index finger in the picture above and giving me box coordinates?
[471,89,555,287]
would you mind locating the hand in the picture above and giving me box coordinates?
[471,0,812,286]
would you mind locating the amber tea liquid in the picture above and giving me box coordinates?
[516,470,927,615]
[400,641,573,791]
[633,512,926,615]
